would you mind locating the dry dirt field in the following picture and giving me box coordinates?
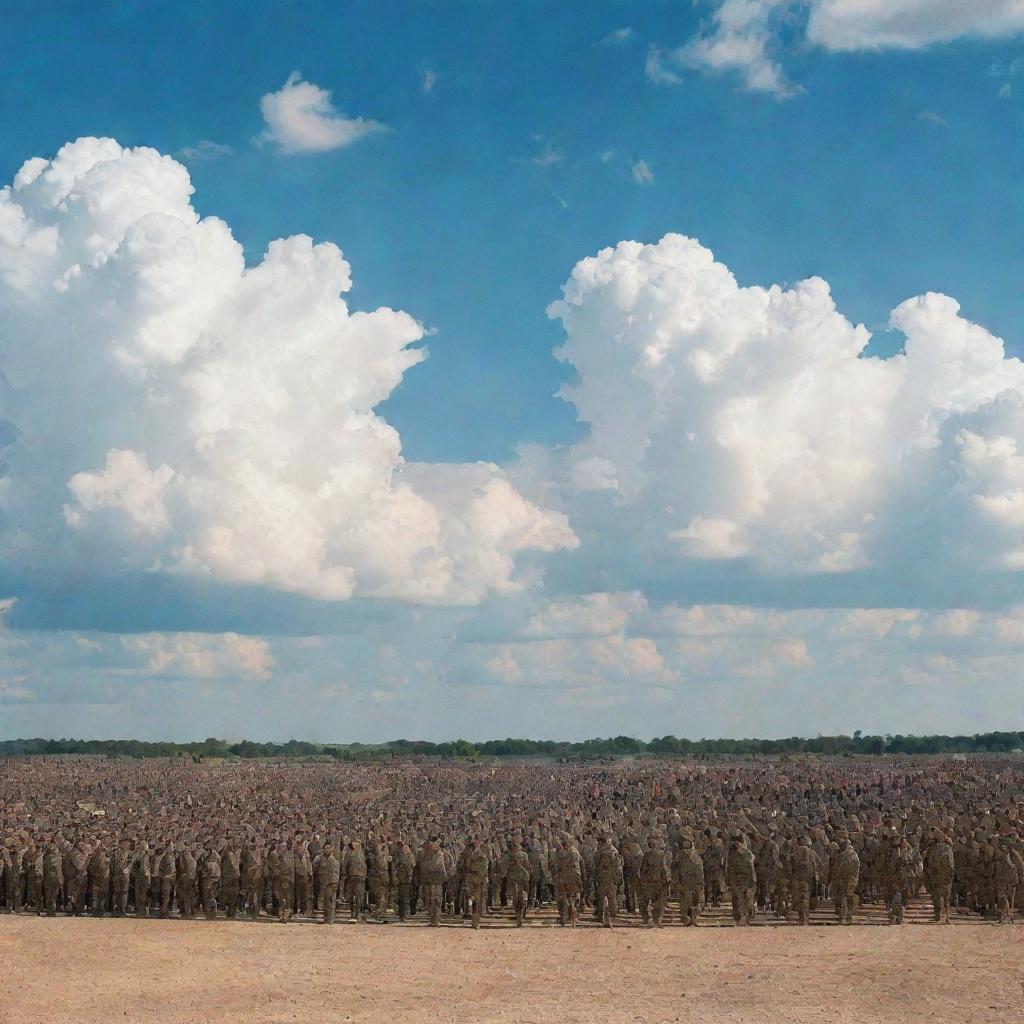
[1,916,1022,1024]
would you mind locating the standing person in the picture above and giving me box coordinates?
[620,831,644,915]
[25,842,43,914]
[111,839,132,917]
[639,836,672,927]
[220,841,240,920]
[65,840,87,916]
[592,834,622,928]
[923,827,954,924]
[674,835,705,927]
[176,844,198,919]
[87,841,110,917]
[994,839,1019,924]
[132,841,152,918]
[42,839,63,918]
[703,836,726,907]
[275,841,296,924]
[313,842,341,924]
[505,837,531,927]
[342,839,366,922]
[157,842,177,919]
[293,838,313,919]
[726,834,757,926]
[393,842,415,922]
[418,838,447,927]
[240,840,262,920]
[199,842,221,920]
[789,836,818,926]
[366,836,390,922]
[831,837,861,925]
[463,837,489,929]
[552,835,581,928]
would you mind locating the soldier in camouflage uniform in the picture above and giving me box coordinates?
[505,836,531,927]
[674,835,704,926]
[638,836,671,927]
[417,837,447,927]
[313,842,341,924]
[923,827,954,924]
[393,842,415,922]
[87,840,109,917]
[831,837,860,925]
[552,835,581,927]
[592,834,622,928]
[725,834,756,926]
[42,839,63,917]
[463,836,489,929]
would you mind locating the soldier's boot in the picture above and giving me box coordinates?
[569,900,578,928]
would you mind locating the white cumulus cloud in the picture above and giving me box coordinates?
[0,138,576,605]
[547,234,1024,582]
[259,72,386,153]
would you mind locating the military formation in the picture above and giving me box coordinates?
[1,755,1022,928]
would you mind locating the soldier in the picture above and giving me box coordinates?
[176,843,198,919]
[463,836,489,929]
[5,838,24,914]
[111,839,132,917]
[199,842,221,920]
[592,834,622,928]
[994,838,1019,924]
[505,836,531,927]
[313,842,341,924]
[703,836,726,906]
[87,840,110,917]
[132,841,152,917]
[726,834,757,926]
[789,836,818,925]
[674,835,705,926]
[552,835,581,927]
[418,837,447,927]
[157,842,177,918]
[393,842,415,922]
[831,837,861,926]
[240,839,262,920]
[275,840,296,923]
[342,839,366,921]
[638,836,671,927]
[620,830,644,914]
[293,836,313,918]
[923,827,954,924]
[42,839,63,917]
[366,835,390,922]
[65,840,87,916]
[25,841,42,914]
[220,840,240,919]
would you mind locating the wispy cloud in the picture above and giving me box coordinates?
[595,27,635,48]
[421,68,438,94]
[178,140,233,161]
[916,108,948,127]
[631,159,654,185]
[645,46,682,85]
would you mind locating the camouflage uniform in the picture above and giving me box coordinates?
[592,836,622,928]
[923,831,954,924]
[638,839,671,926]
[505,839,531,927]
[674,839,705,926]
[199,847,221,919]
[463,841,489,929]
[87,845,110,917]
[393,844,415,922]
[725,838,756,926]
[313,844,341,924]
[552,840,581,927]
[418,840,447,926]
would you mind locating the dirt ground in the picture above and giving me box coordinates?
[2,917,1021,1024]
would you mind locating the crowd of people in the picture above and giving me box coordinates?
[1,754,1021,928]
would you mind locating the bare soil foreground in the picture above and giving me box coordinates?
[2,917,1021,1024]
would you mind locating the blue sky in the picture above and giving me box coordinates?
[2,1,1024,741]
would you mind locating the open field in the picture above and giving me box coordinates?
[2,914,1021,1024]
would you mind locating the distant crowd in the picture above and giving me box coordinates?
[1,756,1021,927]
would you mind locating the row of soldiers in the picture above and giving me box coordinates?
[2,754,1022,927]
[2,820,1018,926]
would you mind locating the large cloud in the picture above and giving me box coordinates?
[547,234,1024,582]
[807,0,1024,51]
[0,138,576,605]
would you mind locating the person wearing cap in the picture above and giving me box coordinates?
[505,837,531,927]
[592,834,622,928]
[725,833,756,926]
[923,826,954,924]
[313,841,341,924]
[674,834,705,927]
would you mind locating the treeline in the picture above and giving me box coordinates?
[1,731,1023,760]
